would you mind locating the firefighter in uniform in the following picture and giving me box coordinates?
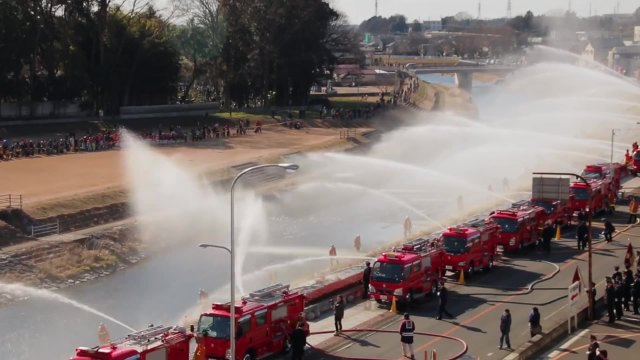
[354,235,361,252]
[97,323,111,346]
[329,245,337,268]
[626,149,632,165]
[605,279,616,323]
[290,322,307,360]
[399,313,416,359]
[614,279,624,320]
[628,197,639,224]
[632,273,640,315]
[624,266,634,311]
[362,261,372,299]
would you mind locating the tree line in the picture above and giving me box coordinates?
[0,0,353,116]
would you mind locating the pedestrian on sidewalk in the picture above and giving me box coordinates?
[603,221,615,243]
[632,272,640,315]
[436,281,454,320]
[399,313,416,359]
[529,307,542,338]
[577,221,589,250]
[498,309,512,350]
[333,295,344,335]
[587,335,600,360]
[290,322,307,360]
[362,261,371,299]
[605,278,616,323]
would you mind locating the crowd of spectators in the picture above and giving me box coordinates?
[0,132,119,160]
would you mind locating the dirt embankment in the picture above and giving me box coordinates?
[409,80,478,117]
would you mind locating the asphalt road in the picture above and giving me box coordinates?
[305,179,640,360]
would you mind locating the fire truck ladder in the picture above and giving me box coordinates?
[402,237,433,252]
[510,200,530,209]
[244,283,290,302]
[125,325,174,345]
[463,218,486,228]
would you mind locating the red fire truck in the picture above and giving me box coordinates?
[569,179,606,214]
[441,218,501,276]
[490,202,545,252]
[530,198,572,226]
[71,325,192,360]
[194,283,304,360]
[368,237,443,305]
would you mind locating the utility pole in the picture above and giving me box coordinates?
[507,0,512,18]
[478,1,482,19]
[589,2,592,17]
[375,0,378,17]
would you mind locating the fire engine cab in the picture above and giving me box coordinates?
[71,325,192,360]
[441,218,500,276]
[194,283,305,360]
[490,202,544,252]
[582,163,627,190]
[569,179,606,214]
[368,237,442,305]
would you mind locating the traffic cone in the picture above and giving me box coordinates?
[458,271,465,285]
[555,225,561,240]
[390,296,398,313]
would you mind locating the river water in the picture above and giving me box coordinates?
[1,68,598,359]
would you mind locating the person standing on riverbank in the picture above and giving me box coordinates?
[333,295,344,335]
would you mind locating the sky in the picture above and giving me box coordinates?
[329,0,640,24]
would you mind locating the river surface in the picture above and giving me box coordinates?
[0,77,495,360]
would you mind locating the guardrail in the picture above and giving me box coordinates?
[31,220,60,238]
[0,194,22,209]
[339,129,357,139]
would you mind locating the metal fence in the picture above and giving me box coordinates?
[339,129,357,139]
[31,220,60,237]
[0,194,22,209]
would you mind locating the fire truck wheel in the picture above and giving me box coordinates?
[282,337,292,353]
[484,258,494,271]
[407,291,414,304]
[467,262,475,277]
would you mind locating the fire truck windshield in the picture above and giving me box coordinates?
[491,217,518,233]
[532,200,554,215]
[197,314,231,339]
[580,170,602,181]
[572,188,589,200]
[442,236,468,254]
[372,262,406,283]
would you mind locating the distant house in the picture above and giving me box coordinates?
[422,20,443,32]
[581,37,625,65]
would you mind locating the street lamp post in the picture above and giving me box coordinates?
[201,163,299,360]
[533,172,594,321]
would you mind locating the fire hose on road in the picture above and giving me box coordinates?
[306,329,468,360]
